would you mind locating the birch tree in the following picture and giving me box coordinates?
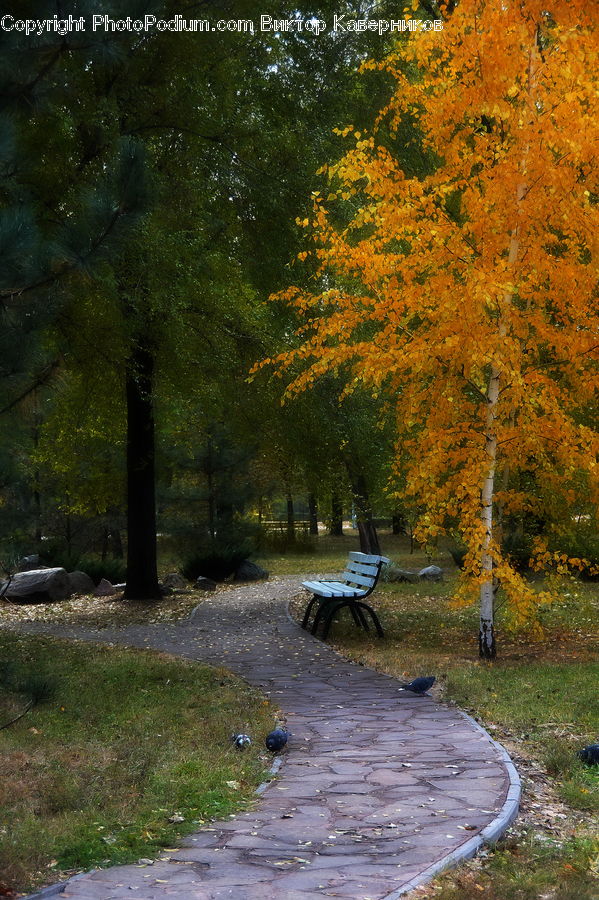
[260,0,599,656]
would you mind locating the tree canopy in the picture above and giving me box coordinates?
[260,0,599,654]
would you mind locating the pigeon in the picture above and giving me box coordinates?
[232,733,251,749]
[265,728,289,752]
[398,676,436,694]
[577,743,599,766]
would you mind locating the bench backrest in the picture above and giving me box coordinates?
[342,551,390,597]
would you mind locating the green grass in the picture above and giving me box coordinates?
[0,633,275,895]
[412,832,599,900]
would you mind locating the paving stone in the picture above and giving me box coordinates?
[15,575,518,900]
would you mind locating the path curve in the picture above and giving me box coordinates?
[14,576,520,900]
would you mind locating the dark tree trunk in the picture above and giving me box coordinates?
[286,494,295,542]
[357,520,381,556]
[124,340,161,601]
[346,467,381,556]
[330,492,343,536]
[32,405,42,544]
[392,511,406,535]
[308,493,318,535]
[206,436,216,540]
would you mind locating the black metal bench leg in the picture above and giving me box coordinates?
[353,603,370,631]
[311,599,337,635]
[322,600,347,641]
[302,595,319,630]
[356,602,385,638]
[349,602,365,628]
[316,600,370,640]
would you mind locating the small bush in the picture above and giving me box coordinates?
[502,530,534,572]
[182,539,254,582]
[261,531,316,555]
[39,550,126,586]
[447,543,467,569]
[76,556,126,586]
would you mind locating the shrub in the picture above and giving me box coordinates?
[260,531,316,555]
[76,557,126,587]
[447,543,467,570]
[182,539,254,582]
[502,530,534,573]
[39,550,126,586]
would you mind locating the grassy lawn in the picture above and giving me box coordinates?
[283,533,599,900]
[0,633,275,897]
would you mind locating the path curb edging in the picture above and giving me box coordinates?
[21,868,94,900]
[381,711,521,898]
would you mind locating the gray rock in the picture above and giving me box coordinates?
[161,572,188,589]
[233,560,269,582]
[195,576,217,591]
[384,565,420,583]
[93,578,116,596]
[2,567,72,602]
[67,571,96,595]
[418,565,444,581]
[18,554,42,572]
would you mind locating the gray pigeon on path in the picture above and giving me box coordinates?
[399,676,436,694]
[265,728,289,752]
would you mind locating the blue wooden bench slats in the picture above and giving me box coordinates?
[348,551,385,564]
[301,552,389,640]
[340,570,376,589]
[344,561,379,576]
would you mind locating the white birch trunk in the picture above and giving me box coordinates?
[479,369,500,658]
[478,32,538,657]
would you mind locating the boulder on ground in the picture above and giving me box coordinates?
[18,554,43,572]
[233,560,269,582]
[93,578,116,597]
[2,567,72,602]
[418,565,444,581]
[195,576,217,591]
[385,565,420,583]
[67,571,96,595]
[161,572,188,589]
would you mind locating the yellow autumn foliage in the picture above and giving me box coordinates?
[258,1,598,631]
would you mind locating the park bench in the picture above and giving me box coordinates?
[301,551,390,640]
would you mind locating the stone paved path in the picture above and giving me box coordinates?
[14,577,519,900]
